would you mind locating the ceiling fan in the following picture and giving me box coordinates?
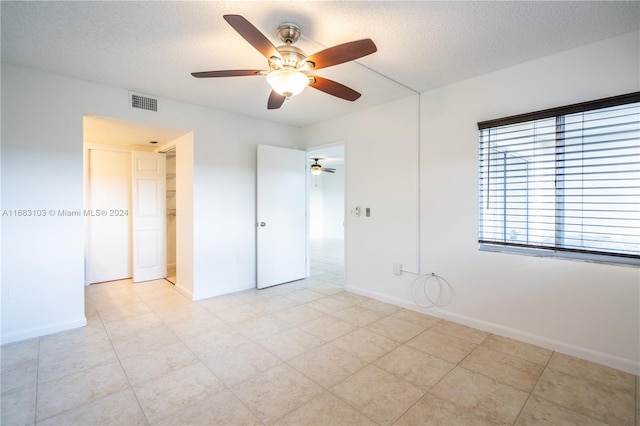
[191,15,377,110]
[310,158,335,175]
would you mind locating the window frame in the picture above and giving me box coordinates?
[478,92,640,267]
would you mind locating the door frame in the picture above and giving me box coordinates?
[159,145,177,284]
[83,117,195,299]
[155,134,195,299]
[305,143,346,281]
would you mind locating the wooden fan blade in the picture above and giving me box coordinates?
[223,15,282,61]
[267,90,286,109]
[309,76,361,101]
[191,70,263,78]
[305,39,377,70]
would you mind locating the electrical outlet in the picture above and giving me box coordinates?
[351,206,361,217]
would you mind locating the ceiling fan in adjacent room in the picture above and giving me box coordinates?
[191,14,377,110]
[310,158,335,175]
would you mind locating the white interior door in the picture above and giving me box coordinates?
[256,144,307,289]
[132,151,167,283]
[86,149,132,284]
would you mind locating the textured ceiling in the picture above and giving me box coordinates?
[2,1,639,129]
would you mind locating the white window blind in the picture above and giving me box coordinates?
[478,92,640,266]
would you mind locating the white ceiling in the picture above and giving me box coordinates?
[83,115,191,148]
[2,1,639,130]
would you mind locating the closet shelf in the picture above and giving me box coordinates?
[166,173,176,179]
[167,209,177,216]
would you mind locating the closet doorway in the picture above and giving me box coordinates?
[164,147,177,285]
[83,115,193,295]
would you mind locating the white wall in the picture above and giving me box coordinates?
[174,133,195,299]
[419,31,639,373]
[1,63,300,343]
[309,163,345,240]
[302,95,421,295]
[321,164,345,240]
[301,31,639,373]
[2,67,87,342]
[309,172,324,239]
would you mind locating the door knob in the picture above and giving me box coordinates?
[259,222,266,227]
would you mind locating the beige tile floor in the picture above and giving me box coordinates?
[2,242,638,425]
[309,238,345,286]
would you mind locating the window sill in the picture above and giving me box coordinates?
[479,243,640,268]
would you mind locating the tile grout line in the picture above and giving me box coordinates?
[512,353,626,425]
[409,336,481,420]
[241,286,355,423]
[33,337,41,426]
[334,308,451,424]
[319,306,428,425]
[96,289,153,426]
[511,349,554,425]
[149,280,261,423]
[35,289,149,425]
[167,285,292,426]
[454,333,545,388]
[214,279,340,421]
[134,281,252,425]
[252,292,390,425]
[203,280,343,425]
[401,331,531,425]
[160,344,260,425]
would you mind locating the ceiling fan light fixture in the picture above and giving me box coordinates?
[192,15,377,109]
[266,69,309,98]
[310,164,322,176]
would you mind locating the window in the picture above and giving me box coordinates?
[478,92,640,266]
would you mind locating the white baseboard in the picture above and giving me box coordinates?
[174,283,193,300]
[192,282,255,301]
[1,317,87,345]
[345,285,639,375]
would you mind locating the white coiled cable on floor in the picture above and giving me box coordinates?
[410,272,453,308]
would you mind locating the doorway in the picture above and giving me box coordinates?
[164,147,177,285]
[83,115,193,295]
[307,145,345,285]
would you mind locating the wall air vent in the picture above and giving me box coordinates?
[130,92,158,112]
